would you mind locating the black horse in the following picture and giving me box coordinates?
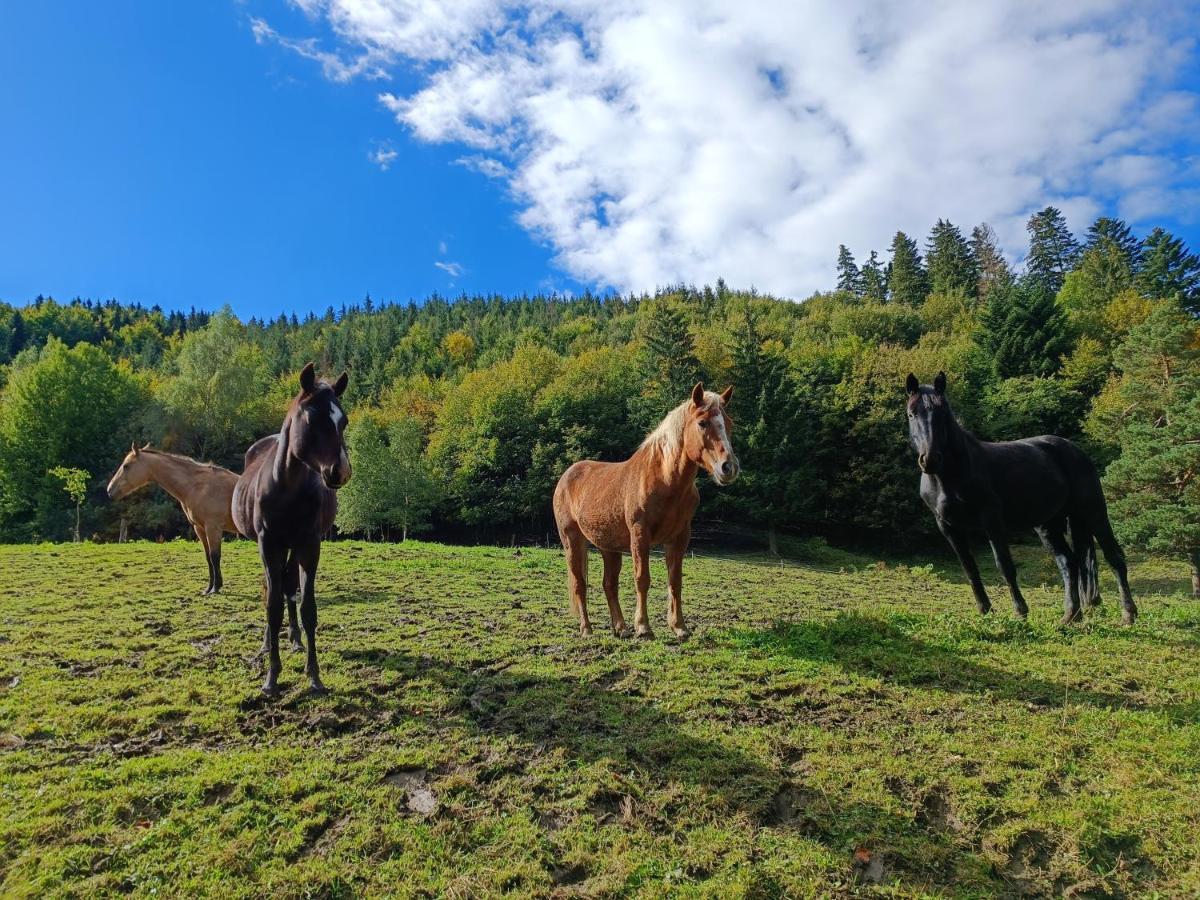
[906,372,1135,625]
[233,363,352,696]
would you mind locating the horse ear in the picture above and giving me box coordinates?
[333,371,349,397]
[719,385,733,405]
[299,362,316,394]
[906,373,920,395]
[141,442,151,450]
[691,382,705,407]
[273,418,292,483]
[131,442,138,455]
[933,371,947,394]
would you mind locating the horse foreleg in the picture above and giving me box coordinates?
[937,520,990,614]
[630,530,653,638]
[665,527,690,638]
[984,522,1028,620]
[296,541,326,694]
[259,541,287,697]
[1036,520,1080,625]
[601,550,630,637]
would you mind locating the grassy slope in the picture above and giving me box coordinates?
[0,538,1197,899]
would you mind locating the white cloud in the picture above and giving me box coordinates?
[434,260,464,278]
[256,0,1200,296]
[369,144,398,170]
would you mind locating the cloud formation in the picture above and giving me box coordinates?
[369,144,398,170]
[258,0,1200,297]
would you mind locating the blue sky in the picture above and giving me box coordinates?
[1,1,1198,318]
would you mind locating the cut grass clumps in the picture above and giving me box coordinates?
[0,539,1198,897]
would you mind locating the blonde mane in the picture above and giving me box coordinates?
[640,391,722,458]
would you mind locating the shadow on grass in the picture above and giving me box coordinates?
[334,648,1007,891]
[727,613,1147,711]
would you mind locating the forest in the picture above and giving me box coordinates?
[0,207,1197,589]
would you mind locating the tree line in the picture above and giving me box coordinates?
[0,208,1196,592]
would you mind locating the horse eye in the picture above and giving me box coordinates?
[698,420,708,429]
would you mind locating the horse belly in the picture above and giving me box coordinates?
[576,509,630,554]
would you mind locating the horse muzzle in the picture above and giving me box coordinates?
[322,460,352,489]
[711,456,740,486]
[918,451,942,475]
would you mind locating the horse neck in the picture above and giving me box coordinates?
[141,453,201,505]
[638,438,699,495]
[938,410,977,481]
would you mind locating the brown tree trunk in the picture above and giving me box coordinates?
[767,525,779,558]
[74,504,81,543]
[1191,548,1200,598]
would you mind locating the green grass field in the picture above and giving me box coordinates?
[1,538,1197,898]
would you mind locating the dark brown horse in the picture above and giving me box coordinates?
[553,383,739,638]
[233,364,351,696]
[906,372,1136,625]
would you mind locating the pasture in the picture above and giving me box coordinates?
[1,539,1198,898]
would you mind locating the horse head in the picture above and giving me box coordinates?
[682,382,740,486]
[106,442,153,499]
[905,371,952,475]
[277,363,352,490]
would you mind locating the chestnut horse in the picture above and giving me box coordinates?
[553,383,739,638]
[106,445,238,595]
[233,364,351,696]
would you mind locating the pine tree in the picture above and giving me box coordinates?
[971,223,1013,303]
[1101,300,1200,595]
[887,231,929,306]
[1085,216,1141,272]
[925,219,979,297]
[836,245,863,296]
[976,278,1071,378]
[860,250,887,302]
[1024,207,1081,294]
[8,311,26,358]
[1137,227,1200,315]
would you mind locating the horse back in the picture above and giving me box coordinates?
[978,435,1096,527]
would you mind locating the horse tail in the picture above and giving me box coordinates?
[1078,530,1100,607]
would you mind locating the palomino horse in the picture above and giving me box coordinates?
[107,445,238,595]
[554,383,739,638]
[233,364,351,696]
[907,372,1136,625]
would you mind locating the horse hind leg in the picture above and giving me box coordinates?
[601,550,630,638]
[1089,510,1137,625]
[561,526,591,636]
[284,552,304,651]
[1036,519,1080,625]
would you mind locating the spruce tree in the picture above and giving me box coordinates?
[926,219,979,298]
[860,250,887,302]
[1085,216,1141,273]
[836,245,863,296]
[1101,300,1200,594]
[1024,207,1081,294]
[887,231,929,306]
[971,223,1013,303]
[976,277,1071,378]
[1137,227,1200,315]
[637,300,702,424]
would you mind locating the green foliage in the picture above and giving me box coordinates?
[981,376,1080,441]
[634,299,702,430]
[337,414,440,540]
[154,308,278,466]
[925,219,978,298]
[835,244,862,296]
[1056,241,1134,344]
[976,279,1071,379]
[1137,227,1200,314]
[860,250,887,302]
[886,231,929,306]
[48,466,90,542]
[1099,301,1200,578]
[1024,206,1081,294]
[0,339,147,540]
[970,223,1013,303]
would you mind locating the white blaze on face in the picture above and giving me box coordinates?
[711,411,731,457]
[330,405,345,430]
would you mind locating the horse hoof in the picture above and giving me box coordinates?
[309,680,328,695]
[290,641,305,653]
[613,624,633,638]
[1121,611,1136,626]
[635,626,654,639]
[261,680,280,698]
[671,627,691,640]
[1059,612,1080,627]
[579,625,593,637]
